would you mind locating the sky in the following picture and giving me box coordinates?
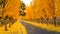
[21,0,33,6]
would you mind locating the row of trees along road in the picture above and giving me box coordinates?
[23,0,60,26]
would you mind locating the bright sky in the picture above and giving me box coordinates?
[21,0,33,6]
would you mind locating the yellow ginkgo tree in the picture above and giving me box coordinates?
[0,0,20,31]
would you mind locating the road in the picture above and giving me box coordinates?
[20,20,60,34]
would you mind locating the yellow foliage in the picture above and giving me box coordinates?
[3,0,20,20]
[23,0,60,19]
[55,0,60,17]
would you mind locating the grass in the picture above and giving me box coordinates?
[23,19,60,26]
[0,21,27,34]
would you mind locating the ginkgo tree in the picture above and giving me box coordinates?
[0,0,20,31]
[23,0,60,26]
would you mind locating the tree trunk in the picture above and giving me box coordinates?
[53,16,56,26]
[41,18,43,24]
[5,22,8,31]
[46,18,49,25]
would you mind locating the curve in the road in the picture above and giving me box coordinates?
[20,20,60,34]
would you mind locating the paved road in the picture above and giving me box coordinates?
[20,20,60,34]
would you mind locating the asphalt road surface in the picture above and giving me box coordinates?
[20,20,60,34]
